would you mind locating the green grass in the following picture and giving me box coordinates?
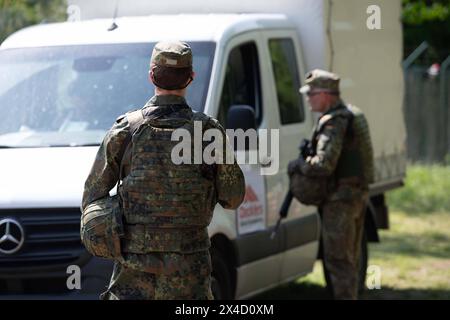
[364,210,450,299]
[253,165,450,300]
[254,210,450,300]
[387,165,450,213]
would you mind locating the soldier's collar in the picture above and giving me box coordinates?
[147,94,188,107]
[323,99,345,116]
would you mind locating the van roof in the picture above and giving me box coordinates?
[1,14,292,49]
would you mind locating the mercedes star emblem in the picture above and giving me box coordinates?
[0,218,25,254]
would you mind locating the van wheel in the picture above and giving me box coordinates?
[211,249,232,300]
[323,229,368,299]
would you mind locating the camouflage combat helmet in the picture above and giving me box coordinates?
[80,195,124,260]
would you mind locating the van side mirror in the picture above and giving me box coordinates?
[226,105,257,151]
[226,105,257,131]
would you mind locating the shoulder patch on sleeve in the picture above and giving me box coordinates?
[319,114,333,125]
[317,114,333,131]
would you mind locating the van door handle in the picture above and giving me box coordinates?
[260,157,272,167]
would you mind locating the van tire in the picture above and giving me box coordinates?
[211,248,233,300]
[323,229,368,299]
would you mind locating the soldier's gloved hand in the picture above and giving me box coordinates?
[287,158,304,176]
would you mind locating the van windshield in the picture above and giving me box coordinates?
[0,42,215,147]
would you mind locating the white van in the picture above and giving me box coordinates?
[0,0,406,299]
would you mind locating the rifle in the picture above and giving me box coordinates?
[270,190,293,239]
[270,139,312,240]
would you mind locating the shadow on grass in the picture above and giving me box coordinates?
[251,281,450,300]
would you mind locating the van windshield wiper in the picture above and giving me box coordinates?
[0,144,101,148]
[0,145,49,148]
[48,143,101,147]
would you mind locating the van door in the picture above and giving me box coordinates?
[261,30,320,281]
[210,31,283,297]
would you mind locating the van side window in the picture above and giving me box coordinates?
[218,42,262,128]
[269,38,304,124]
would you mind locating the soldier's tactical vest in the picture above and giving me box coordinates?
[119,111,216,254]
[330,104,374,188]
[312,105,374,192]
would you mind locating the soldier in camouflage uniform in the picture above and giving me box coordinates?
[288,69,374,300]
[82,41,245,300]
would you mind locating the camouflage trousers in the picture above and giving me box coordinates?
[321,192,368,300]
[100,250,213,300]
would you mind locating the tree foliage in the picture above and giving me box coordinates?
[402,0,450,24]
[0,0,67,44]
[402,0,450,62]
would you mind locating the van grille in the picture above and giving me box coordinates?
[0,208,85,269]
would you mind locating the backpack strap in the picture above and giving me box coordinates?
[345,106,355,139]
[118,109,145,181]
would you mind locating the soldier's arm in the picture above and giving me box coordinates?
[208,119,245,210]
[300,116,348,177]
[81,116,130,211]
